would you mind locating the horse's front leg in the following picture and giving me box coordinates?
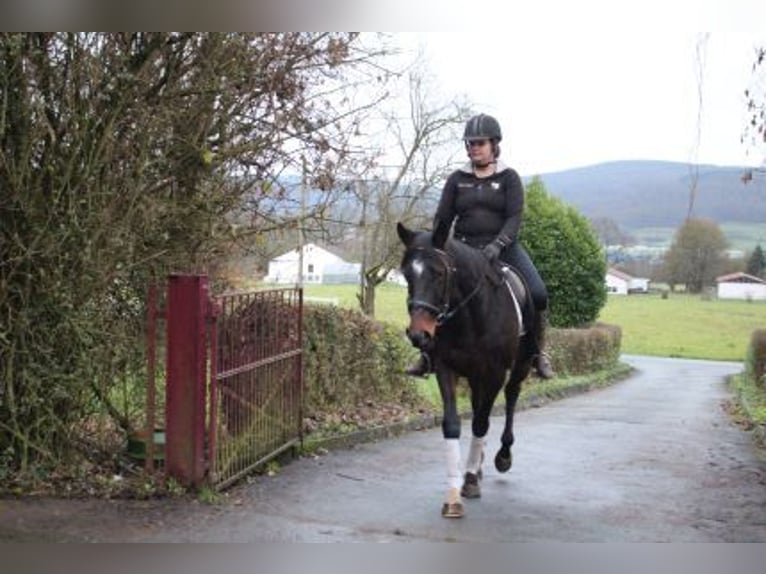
[461,375,503,499]
[436,366,463,518]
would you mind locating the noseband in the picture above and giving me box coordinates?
[406,247,485,326]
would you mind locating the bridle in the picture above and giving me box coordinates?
[406,246,485,326]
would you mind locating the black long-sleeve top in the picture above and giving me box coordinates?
[432,161,524,248]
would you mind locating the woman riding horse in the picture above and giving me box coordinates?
[405,113,554,380]
[398,220,534,518]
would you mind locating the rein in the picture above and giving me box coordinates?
[406,247,486,326]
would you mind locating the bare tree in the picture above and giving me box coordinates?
[686,33,709,218]
[345,67,472,316]
[228,34,402,275]
[742,45,766,183]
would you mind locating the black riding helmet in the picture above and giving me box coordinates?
[463,114,502,143]
[464,114,502,163]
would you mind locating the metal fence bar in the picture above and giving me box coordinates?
[145,284,158,473]
[207,298,220,482]
[208,287,303,489]
[216,349,302,379]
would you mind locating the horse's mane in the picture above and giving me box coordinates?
[403,230,491,286]
[444,237,491,284]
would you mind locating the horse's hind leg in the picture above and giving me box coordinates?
[495,368,525,473]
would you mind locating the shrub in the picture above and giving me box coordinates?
[747,329,766,387]
[546,323,622,377]
[731,329,766,443]
[302,305,423,423]
[521,177,607,328]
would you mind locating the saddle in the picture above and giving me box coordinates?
[498,265,533,337]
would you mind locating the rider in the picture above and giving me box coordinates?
[405,113,555,379]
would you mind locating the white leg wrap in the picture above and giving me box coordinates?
[465,435,485,474]
[445,438,462,490]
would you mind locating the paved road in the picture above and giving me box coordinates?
[3,355,766,542]
[145,355,766,542]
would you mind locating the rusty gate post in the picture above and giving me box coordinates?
[165,274,209,488]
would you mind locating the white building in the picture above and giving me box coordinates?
[606,268,631,295]
[264,243,360,285]
[716,272,766,301]
[385,269,408,287]
[605,267,650,295]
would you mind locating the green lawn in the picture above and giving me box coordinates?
[302,282,410,330]
[302,283,765,362]
[598,292,766,361]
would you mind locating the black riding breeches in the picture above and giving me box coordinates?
[500,241,548,311]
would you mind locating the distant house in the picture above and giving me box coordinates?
[606,268,631,295]
[716,272,766,301]
[264,243,360,285]
[385,269,408,287]
[605,267,650,295]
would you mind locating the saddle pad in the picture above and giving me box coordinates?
[501,266,526,337]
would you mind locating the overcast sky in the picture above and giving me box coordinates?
[387,1,766,176]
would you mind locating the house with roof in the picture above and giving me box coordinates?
[605,267,650,295]
[264,243,360,285]
[715,272,766,301]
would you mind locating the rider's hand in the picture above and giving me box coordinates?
[482,240,503,263]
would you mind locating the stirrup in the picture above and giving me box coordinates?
[405,353,431,378]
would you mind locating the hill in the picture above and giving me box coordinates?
[529,160,766,231]
[259,160,766,251]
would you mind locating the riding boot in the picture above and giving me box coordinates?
[532,312,556,379]
[534,351,555,379]
[405,352,432,378]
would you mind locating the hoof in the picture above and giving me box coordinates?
[441,501,464,518]
[441,487,464,518]
[494,451,513,473]
[461,472,481,499]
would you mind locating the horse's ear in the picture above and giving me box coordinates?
[396,222,415,247]
[432,221,449,250]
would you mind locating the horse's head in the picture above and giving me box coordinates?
[397,222,455,351]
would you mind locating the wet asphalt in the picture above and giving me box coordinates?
[142,354,766,542]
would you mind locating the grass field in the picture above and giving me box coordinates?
[303,283,410,330]
[299,283,766,362]
[598,292,766,361]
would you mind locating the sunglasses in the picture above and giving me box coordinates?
[466,139,489,147]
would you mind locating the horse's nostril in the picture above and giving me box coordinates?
[411,331,431,349]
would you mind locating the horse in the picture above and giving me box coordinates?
[396,221,536,518]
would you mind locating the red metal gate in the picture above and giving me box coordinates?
[210,286,303,489]
[155,274,303,489]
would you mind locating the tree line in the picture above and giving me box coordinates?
[595,215,766,293]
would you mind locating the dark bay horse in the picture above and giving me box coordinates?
[396,222,536,518]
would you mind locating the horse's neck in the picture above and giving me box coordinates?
[449,258,489,314]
